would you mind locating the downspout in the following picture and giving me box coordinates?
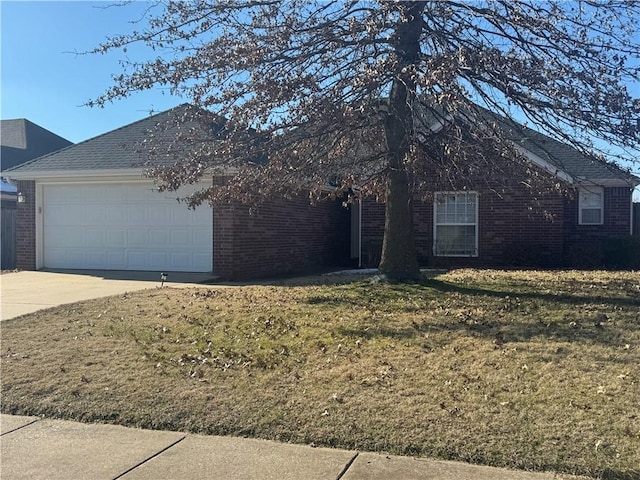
[358,197,362,268]
[631,188,635,236]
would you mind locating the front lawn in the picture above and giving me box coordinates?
[1,269,638,479]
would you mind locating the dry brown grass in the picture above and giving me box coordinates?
[2,269,639,479]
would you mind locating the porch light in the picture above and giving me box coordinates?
[17,192,26,203]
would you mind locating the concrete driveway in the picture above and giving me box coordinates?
[0,270,217,321]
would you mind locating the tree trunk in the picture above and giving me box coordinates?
[378,2,424,282]
[378,168,420,280]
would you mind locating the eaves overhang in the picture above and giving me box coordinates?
[4,168,146,181]
[4,166,228,183]
[574,177,640,188]
[512,144,574,184]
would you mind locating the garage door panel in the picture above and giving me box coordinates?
[45,205,77,226]
[43,183,212,272]
[193,229,211,247]
[148,252,169,270]
[68,249,86,266]
[127,206,147,225]
[94,186,108,203]
[90,206,107,225]
[65,228,87,248]
[45,248,67,267]
[148,207,170,224]
[47,185,84,203]
[85,229,105,247]
[105,207,126,225]
[127,229,148,248]
[170,209,195,227]
[193,252,211,267]
[170,229,191,247]
[170,252,191,270]
[107,230,126,248]
[85,250,108,269]
[148,229,171,248]
[107,251,126,268]
[45,227,67,248]
[77,205,90,225]
[127,251,148,270]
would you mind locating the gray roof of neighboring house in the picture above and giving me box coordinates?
[3,105,200,174]
[1,119,73,171]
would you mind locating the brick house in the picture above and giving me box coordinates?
[5,105,638,279]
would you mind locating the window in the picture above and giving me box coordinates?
[434,192,478,256]
[579,187,604,225]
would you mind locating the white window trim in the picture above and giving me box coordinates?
[433,191,479,257]
[578,186,604,225]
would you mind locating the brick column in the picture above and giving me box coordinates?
[213,203,235,279]
[16,180,36,270]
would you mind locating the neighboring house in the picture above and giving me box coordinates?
[1,119,73,269]
[1,119,73,170]
[4,106,349,279]
[5,105,638,279]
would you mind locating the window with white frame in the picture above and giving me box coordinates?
[434,192,478,256]
[579,187,604,225]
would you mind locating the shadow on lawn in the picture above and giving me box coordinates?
[305,277,639,309]
[328,279,638,351]
[421,278,640,309]
[337,318,633,352]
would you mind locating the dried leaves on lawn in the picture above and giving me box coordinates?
[2,269,639,479]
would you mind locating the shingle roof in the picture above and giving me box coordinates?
[4,105,196,174]
[475,108,639,185]
[6,103,638,187]
[1,119,72,170]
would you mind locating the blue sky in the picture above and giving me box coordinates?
[1,1,638,200]
[1,1,182,144]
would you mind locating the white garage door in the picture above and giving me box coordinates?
[43,183,213,272]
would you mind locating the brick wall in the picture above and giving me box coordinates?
[474,186,565,267]
[562,187,634,267]
[214,196,350,280]
[361,185,635,269]
[564,187,633,243]
[15,180,36,270]
[361,185,565,269]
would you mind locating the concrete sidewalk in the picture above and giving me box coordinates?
[0,270,218,321]
[0,414,588,480]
